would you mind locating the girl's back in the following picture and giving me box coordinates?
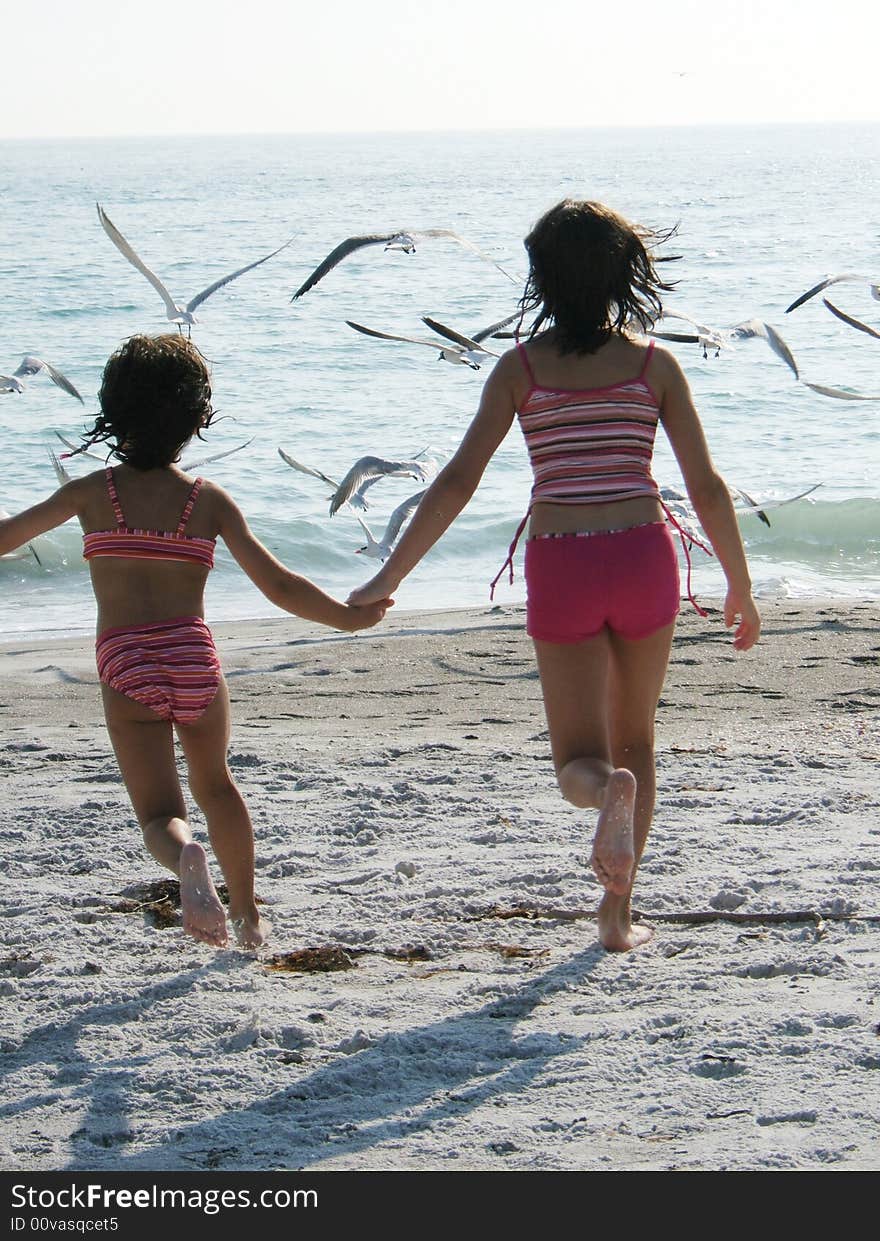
[517,332,655,398]
[78,464,218,633]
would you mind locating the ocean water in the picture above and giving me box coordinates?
[0,124,878,637]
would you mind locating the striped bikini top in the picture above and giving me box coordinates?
[82,468,216,568]
[516,339,661,507]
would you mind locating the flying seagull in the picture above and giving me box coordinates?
[97,203,290,328]
[278,447,381,511]
[822,297,880,340]
[278,447,436,514]
[291,229,520,299]
[0,356,83,403]
[326,454,434,516]
[354,490,426,560]
[659,482,822,537]
[421,316,505,365]
[346,319,497,370]
[651,312,799,377]
[785,274,880,314]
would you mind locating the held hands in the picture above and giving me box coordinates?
[724,588,761,651]
[346,570,398,609]
[343,597,394,631]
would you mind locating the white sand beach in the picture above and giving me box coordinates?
[0,599,878,1171]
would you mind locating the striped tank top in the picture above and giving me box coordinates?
[83,467,216,568]
[517,339,661,507]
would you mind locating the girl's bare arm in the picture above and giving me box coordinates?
[654,347,761,650]
[216,489,390,631]
[0,482,82,555]
[346,351,519,606]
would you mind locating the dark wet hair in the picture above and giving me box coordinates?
[76,334,214,469]
[518,199,679,355]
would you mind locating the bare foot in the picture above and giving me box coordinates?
[590,768,636,895]
[179,842,228,947]
[597,893,654,952]
[232,913,269,951]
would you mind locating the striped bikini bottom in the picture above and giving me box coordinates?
[96,615,221,725]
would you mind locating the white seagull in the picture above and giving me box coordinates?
[785,274,880,314]
[346,319,499,370]
[1,356,83,403]
[291,229,519,299]
[660,482,822,537]
[822,297,880,340]
[278,447,436,514]
[354,490,426,560]
[421,316,507,366]
[97,203,291,328]
[278,447,381,511]
[651,312,799,378]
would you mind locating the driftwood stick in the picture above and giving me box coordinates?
[464,904,878,926]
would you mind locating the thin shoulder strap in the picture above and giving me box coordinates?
[176,478,203,535]
[639,338,656,377]
[516,341,537,387]
[105,467,125,527]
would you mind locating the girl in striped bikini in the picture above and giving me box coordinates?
[348,199,760,951]
[0,334,390,951]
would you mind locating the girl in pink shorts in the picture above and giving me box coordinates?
[349,199,760,952]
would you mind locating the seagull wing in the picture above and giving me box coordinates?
[421,317,499,357]
[802,381,880,401]
[97,203,180,318]
[785,274,864,313]
[648,330,703,343]
[182,437,254,471]
[277,448,340,491]
[414,229,521,285]
[48,449,71,485]
[727,320,799,378]
[54,431,105,464]
[822,297,880,340]
[291,234,398,299]
[470,309,523,342]
[381,489,426,547]
[186,240,292,314]
[354,513,376,545]
[14,356,84,403]
[329,456,426,516]
[0,373,23,392]
[345,320,449,350]
[660,310,716,335]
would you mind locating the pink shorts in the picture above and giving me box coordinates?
[524,522,680,643]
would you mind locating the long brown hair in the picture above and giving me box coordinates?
[519,199,679,354]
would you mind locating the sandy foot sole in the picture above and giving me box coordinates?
[591,768,636,896]
[179,842,228,948]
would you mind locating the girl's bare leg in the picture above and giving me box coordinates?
[600,620,676,950]
[532,630,636,899]
[532,619,675,951]
[101,684,228,947]
[176,679,266,950]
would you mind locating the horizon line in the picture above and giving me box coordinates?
[2,118,879,143]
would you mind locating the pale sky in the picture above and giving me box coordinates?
[3,0,879,139]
